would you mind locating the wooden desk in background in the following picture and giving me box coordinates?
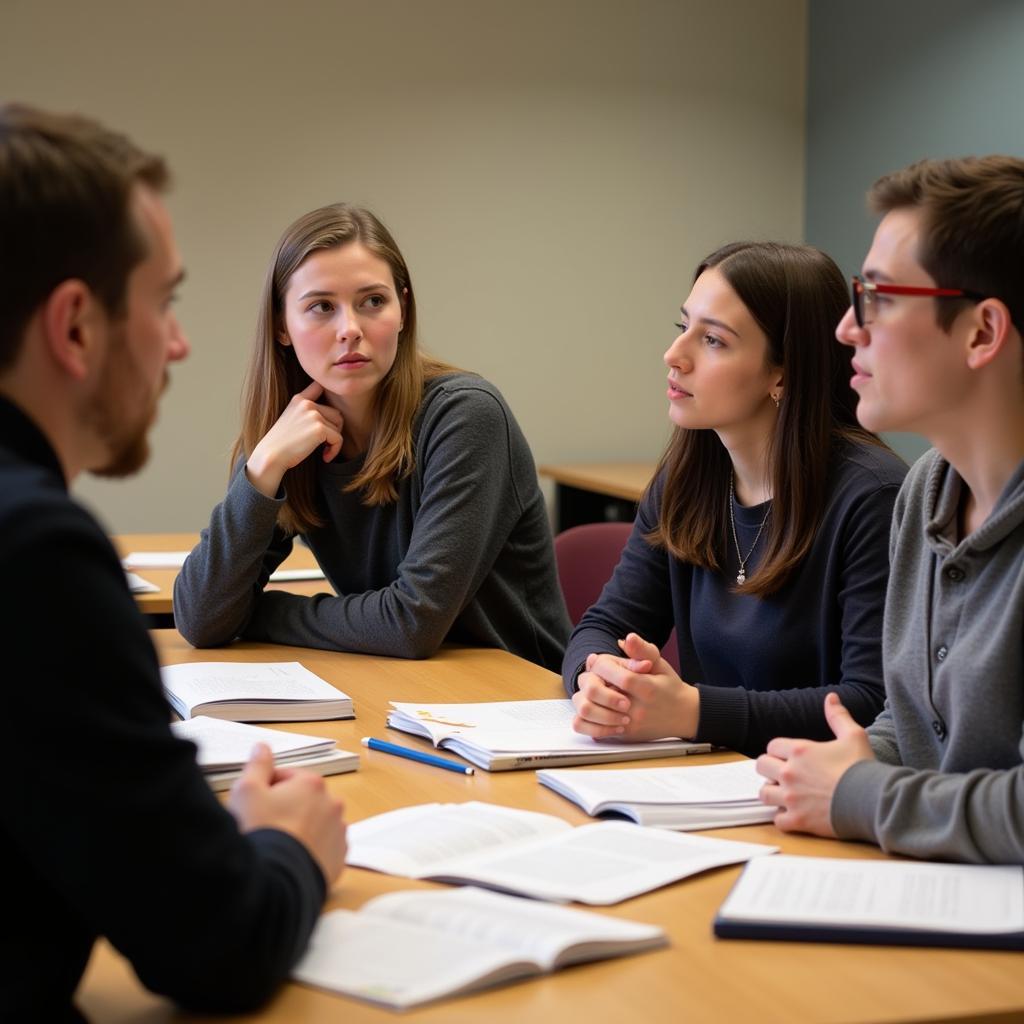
[538,462,656,531]
[77,632,1024,1024]
[114,533,333,620]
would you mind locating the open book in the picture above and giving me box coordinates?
[293,887,667,1009]
[171,716,358,791]
[387,698,711,771]
[347,801,776,904]
[538,759,774,830]
[161,661,354,722]
[714,855,1024,950]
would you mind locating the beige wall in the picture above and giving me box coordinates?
[1,0,807,532]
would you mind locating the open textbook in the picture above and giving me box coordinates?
[387,698,711,771]
[171,716,358,791]
[161,661,354,722]
[293,887,667,1010]
[714,855,1024,950]
[538,759,774,830]
[346,801,776,904]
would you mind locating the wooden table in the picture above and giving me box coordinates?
[77,633,1024,1024]
[538,462,656,531]
[115,533,331,618]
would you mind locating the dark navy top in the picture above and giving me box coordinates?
[563,440,907,757]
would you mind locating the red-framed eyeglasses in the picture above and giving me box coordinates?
[851,275,984,327]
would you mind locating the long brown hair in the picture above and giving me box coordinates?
[232,204,457,533]
[651,241,882,597]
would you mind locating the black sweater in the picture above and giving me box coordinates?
[0,397,325,1021]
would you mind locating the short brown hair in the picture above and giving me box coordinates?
[0,103,169,370]
[869,156,1024,331]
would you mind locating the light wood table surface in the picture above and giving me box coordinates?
[78,633,1024,1024]
[115,533,331,616]
[538,462,657,504]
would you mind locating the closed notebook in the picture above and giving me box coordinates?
[293,887,667,1010]
[538,759,774,830]
[714,855,1024,950]
[161,661,354,722]
[387,698,710,771]
[171,716,358,791]
[346,800,776,904]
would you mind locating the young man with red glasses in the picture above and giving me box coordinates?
[757,156,1024,863]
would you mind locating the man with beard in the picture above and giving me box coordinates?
[0,104,348,1020]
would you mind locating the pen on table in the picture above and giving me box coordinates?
[361,737,475,776]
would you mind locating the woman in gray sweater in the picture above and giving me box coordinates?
[174,204,570,669]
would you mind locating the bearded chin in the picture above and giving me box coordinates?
[91,431,152,478]
[87,366,168,479]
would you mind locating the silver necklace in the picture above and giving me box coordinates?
[728,475,771,585]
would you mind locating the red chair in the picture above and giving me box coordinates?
[554,522,679,672]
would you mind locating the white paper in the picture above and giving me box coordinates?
[124,571,159,594]
[268,567,326,582]
[453,821,777,904]
[719,855,1024,934]
[389,699,578,744]
[347,801,776,904]
[390,699,705,756]
[347,802,567,877]
[170,716,336,770]
[122,551,189,569]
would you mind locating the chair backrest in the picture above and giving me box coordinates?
[554,522,679,671]
[554,522,633,625]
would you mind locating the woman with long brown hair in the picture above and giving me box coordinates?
[566,242,906,756]
[175,204,570,668]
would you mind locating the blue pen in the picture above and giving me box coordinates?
[361,737,475,776]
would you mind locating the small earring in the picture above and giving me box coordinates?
[771,392,781,409]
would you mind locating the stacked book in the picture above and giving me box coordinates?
[161,661,354,722]
[172,716,358,791]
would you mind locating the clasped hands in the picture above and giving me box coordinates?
[572,633,876,838]
[571,632,699,742]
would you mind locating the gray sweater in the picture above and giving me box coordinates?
[832,449,1024,863]
[174,374,571,670]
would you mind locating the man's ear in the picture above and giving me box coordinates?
[41,280,102,381]
[965,298,1013,371]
